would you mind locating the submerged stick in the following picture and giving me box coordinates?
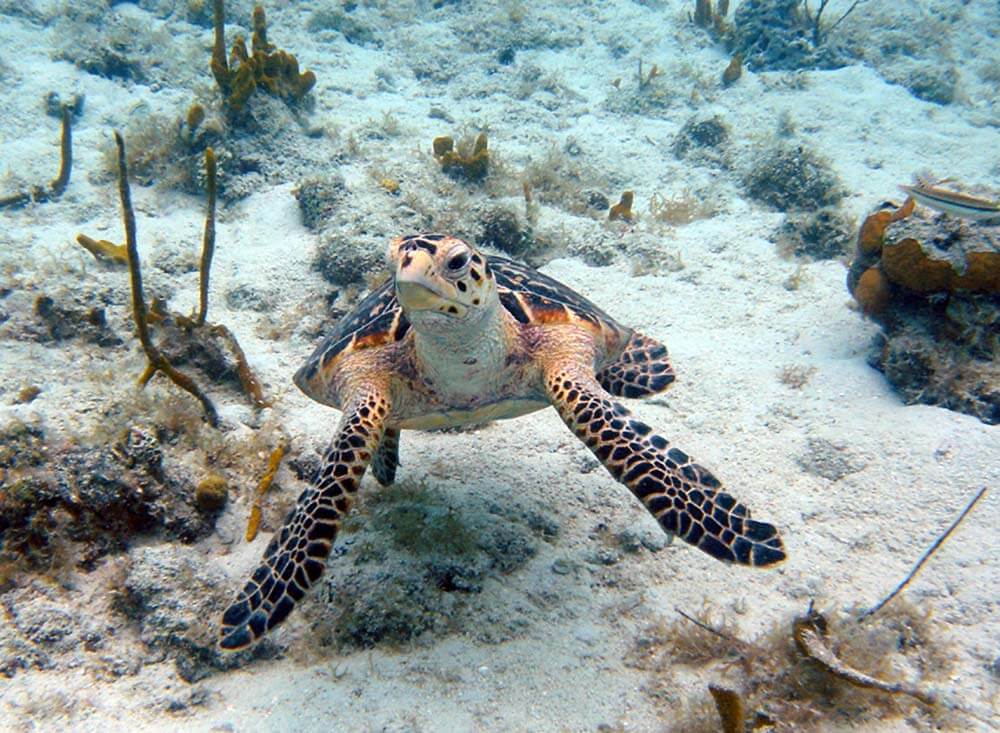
[859,485,988,621]
[675,606,748,647]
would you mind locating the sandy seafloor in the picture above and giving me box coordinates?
[0,1,998,731]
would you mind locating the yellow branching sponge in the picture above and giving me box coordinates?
[211,1,316,115]
[433,133,490,182]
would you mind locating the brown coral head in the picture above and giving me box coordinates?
[881,238,955,293]
[858,210,892,255]
[882,238,1000,294]
[858,198,915,256]
[853,265,890,315]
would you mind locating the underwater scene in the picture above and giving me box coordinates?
[0,0,997,730]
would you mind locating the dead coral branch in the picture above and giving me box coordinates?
[795,606,938,707]
[0,105,73,209]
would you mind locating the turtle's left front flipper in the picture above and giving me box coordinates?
[219,386,390,651]
[544,364,785,567]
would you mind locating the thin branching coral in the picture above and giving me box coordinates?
[112,132,220,426]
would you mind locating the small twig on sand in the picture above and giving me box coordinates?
[675,606,748,646]
[858,486,988,621]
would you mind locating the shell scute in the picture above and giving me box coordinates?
[491,257,631,350]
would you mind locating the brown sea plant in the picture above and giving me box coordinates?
[77,133,268,426]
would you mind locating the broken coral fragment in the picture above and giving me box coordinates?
[609,190,635,222]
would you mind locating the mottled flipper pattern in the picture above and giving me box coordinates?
[219,388,390,650]
[597,331,675,399]
[371,427,400,487]
[545,364,784,567]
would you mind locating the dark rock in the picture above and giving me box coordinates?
[733,0,851,72]
[32,295,121,347]
[44,91,85,119]
[672,116,730,162]
[868,304,1000,425]
[314,232,386,287]
[294,175,347,232]
[225,282,274,312]
[117,545,276,682]
[314,483,556,649]
[307,7,380,46]
[582,190,610,212]
[743,144,844,212]
[775,207,854,260]
[0,422,216,572]
[895,64,958,105]
[477,207,533,257]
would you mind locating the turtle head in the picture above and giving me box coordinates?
[387,234,496,323]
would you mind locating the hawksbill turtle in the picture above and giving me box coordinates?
[219,234,785,650]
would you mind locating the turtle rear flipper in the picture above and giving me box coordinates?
[545,364,784,567]
[219,388,391,651]
[597,331,675,399]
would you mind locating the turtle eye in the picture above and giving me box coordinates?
[446,251,470,272]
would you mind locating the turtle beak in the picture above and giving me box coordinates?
[394,250,467,316]
[396,279,444,311]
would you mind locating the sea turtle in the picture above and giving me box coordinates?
[219,234,785,650]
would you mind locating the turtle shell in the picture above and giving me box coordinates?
[295,255,632,388]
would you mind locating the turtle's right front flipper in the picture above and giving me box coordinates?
[219,387,390,651]
[544,363,785,568]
